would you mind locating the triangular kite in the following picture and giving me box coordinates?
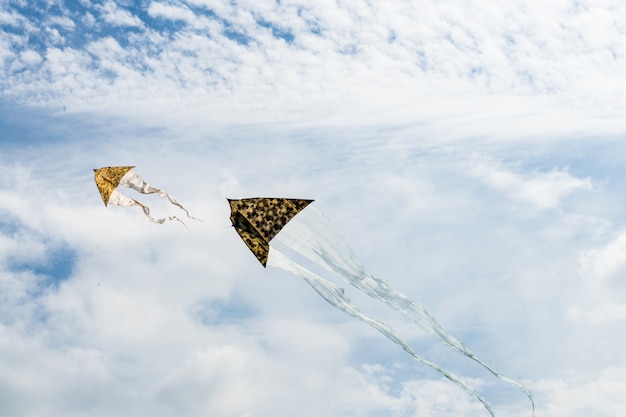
[228,198,314,266]
[94,166,200,225]
[94,166,134,206]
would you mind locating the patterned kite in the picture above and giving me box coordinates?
[94,166,199,224]
[229,198,534,417]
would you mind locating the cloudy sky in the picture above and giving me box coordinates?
[1,0,626,416]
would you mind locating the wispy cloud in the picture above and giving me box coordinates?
[469,155,592,210]
[536,368,626,417]
[573,228,626,324]
[580,229,626,285]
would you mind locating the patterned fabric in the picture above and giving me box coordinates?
[93,166,135,205]
[228,198,314,266]
[93,166,199,225]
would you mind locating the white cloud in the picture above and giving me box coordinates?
[0,8,22,26]
[82,11,96,27]
[580,229,626,284]
[99,1,143,28]
[573,229,626,324]
[19,49,42,66]
[47,14,76,30]
[148,2,197,23]
[469,156,592,209]
[568,303,626,324]
[535,367,626,417]
[0,0,624,139]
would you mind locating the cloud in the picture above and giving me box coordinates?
[568,303,626,325]
[19,49,42,66]
[9,49,42,72]
[580,229,626,285]
[469,155,592,210]
[1,0,625,139]
[535,367,626,417]
[573,228,626,324]
[148,2,196,23]
[47,14,76,30]
[98,1,143,28]
[0,7,24,26]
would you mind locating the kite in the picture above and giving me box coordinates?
[229,198,534,417]
[94,166,199,224]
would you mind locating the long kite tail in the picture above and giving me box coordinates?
[268,248,496,417]
[118,170,202,222]
[275,205,534,415]
[321,251,535,416]
[107,189,187,225]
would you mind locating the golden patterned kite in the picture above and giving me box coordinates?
[94,166,199,224]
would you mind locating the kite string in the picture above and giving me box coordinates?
[267,248,496,417]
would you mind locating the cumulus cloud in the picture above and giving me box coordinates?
[47,14,76,30]
[19,49,42,66]
[0,8,23,26]
[98,1,143,28]
[148,2,196,23]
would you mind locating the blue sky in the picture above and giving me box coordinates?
[2,1,626,416]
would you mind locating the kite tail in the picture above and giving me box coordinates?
[137,202,187,226]
[108,189,187,226]
[268,248,496,417]
[118,170,201,221]
[275,205,534,415]
[329,256,535,416]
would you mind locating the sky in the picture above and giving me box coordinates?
[1,0,626,416]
